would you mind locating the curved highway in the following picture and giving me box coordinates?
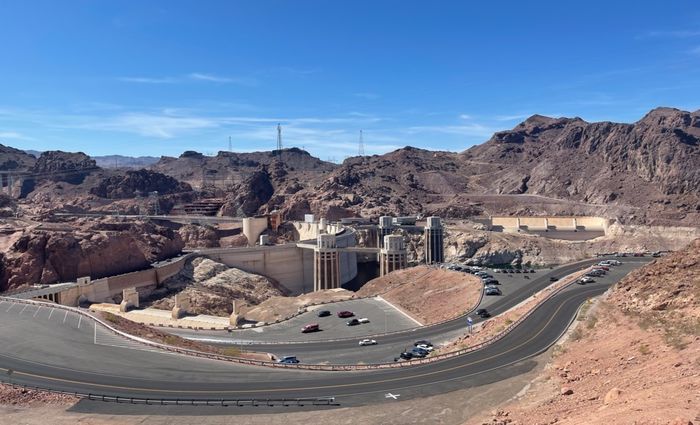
[0,257,648,410]
[174,258,647,364]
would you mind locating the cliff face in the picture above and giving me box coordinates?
[0,219,183,291]
[463,107,700,223]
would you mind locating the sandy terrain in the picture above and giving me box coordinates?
[0,384,77,407]
[357,266,482,325]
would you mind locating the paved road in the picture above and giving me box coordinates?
[172,258,648,364]
[0,257,649,413]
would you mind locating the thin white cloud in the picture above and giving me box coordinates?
[353,92,380,100]
[689,46,700,56]
[118,73,259,86]
[0,131,32,140]
[494,114,530,121]
[118,76,177,84]
[459,114,472,120]
[188,73,258,86]
[405,124,496,138]
[640,30,700,39]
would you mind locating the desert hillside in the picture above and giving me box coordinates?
[469,239,700,425]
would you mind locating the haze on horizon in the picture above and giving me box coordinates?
[0,0,699,161]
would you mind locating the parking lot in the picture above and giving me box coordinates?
[198,297,421,343]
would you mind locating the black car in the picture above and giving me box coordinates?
[483,278,500,285]
[414,340,433,347]
[347,318,360,326]
[476,308,490,318]
[411,347,428,358]
[514,269,521,273]
[317,310,331,317]
[399,351,413,360]
[550,276,558,282]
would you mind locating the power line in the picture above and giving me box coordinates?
[276,123,283,154]
[358,130,365,156]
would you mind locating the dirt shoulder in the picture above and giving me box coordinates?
[94,311,269,361]
[0,384,78,408]
[356,266,482,325]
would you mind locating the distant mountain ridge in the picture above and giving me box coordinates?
[22,150,159,169]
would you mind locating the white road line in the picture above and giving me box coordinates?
[0,301,5,307]
[33,306,42,318]
[375,296,423,326]
[19,304,28,315]
[6,303,15,313]
[48,308,55,320]
[93,322,97,344]
[77,315,82,329]
[62,311,68,324]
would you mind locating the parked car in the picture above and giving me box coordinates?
[579,276,594,284]
[278,356,299,364]
[529,269,536,273]
[301,323,320,333]
[359,339,377,346]
[598,261,612,266]
[337,311,355,318]
[514,269,522,273]
[399,351,414,360]
[485,287,502,296]
[416,343,434,352]
[347,318,360,326]
[358,317,370,324]
[595,266,610,271]
[476,308,490,318]
[411,347,428,358]
[608,260,621,266]
[550,276,558,282]
[483,278,500,285]
[414,340,433,347]
[317,310,331,317]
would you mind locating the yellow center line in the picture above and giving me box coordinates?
[0,288,600,395]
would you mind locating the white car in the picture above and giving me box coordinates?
[608,260,621,266]
[359,339,377,346]
[358,317,370,324]
[580,276,594,284]
[416,344,434,352]
[598,261,611,266]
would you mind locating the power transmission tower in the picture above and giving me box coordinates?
[358,130,365,156]
[276,123,283,154]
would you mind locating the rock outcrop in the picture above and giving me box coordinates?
[219,169,274,216]
[148,257,286,316]
[0,219,183,291]
[90,169,192,199]
[31,151,97,184]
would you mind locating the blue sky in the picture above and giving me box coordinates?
[1,1,699,160]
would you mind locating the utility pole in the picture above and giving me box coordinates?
[358,130,365,156]
[276,123,283,154]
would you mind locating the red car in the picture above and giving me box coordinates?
[301,323,320,333]
[337,311,355,318]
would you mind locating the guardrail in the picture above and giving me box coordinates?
[0,264,593,373]
[0,381,337,407]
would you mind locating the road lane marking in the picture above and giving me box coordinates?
[33,306,42,318]
[0,301,5,307]
[77,315,82,329]
[0,288,605,396]
[62,311,68,324]
[6,303,15,313]
[48,308,54,320]
[385,392,400,399]
[19,305,28,315]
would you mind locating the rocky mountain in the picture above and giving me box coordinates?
[0,144,36,171]
[278,107,699,225]
[89,169,192,199]
[0,219,183,291]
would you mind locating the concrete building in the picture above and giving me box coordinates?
[379,234,407,276]
[424,216,444,264]
[313,234,341,291]
[377,215,394,248]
